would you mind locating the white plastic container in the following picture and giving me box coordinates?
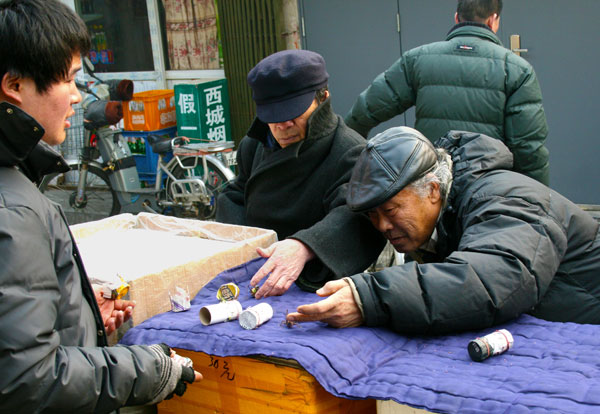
[468,329,514,362]
[239,302,274,330]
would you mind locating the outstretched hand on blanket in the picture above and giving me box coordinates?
[286,279,364,328]
[250,239,315,299]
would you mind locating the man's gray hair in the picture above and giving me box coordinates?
[407,148,453,203]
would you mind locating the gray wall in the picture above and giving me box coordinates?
[301,0,600,204]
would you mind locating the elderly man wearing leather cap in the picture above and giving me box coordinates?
[287,127,600,334]
[216,50,385,299]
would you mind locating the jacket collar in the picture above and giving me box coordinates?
[446,22,502,46]
[246,98,338,149]
[0,101,69,183]
[436,130,513,209]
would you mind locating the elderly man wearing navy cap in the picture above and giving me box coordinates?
[216,50,385,298]
[287,127,600,334]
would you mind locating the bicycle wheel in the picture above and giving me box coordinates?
[39,164,120,225]
[165,156,230,220]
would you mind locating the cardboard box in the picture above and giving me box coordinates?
[377,401,431,414]
[123,90,177,131]
[159,350,376,414]
[71,213,277,331]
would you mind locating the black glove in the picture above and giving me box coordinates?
[156,343,171,356]
[166,366,195,399]
[156,343,196,400]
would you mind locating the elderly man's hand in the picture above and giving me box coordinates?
[286,280,364,328]
[250,239,315,299]
[93,285,135,336]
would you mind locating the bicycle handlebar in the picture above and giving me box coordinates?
[172,137,187,148]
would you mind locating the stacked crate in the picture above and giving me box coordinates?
[122,90,177,185]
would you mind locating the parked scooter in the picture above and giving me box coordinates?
[39,57,234,224]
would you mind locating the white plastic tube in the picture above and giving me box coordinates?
[239,303,274,330]
[199,300,242,325]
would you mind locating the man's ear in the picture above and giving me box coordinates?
[428,181,441,204]
[318,89,330,103]
[0,72,24,104]
[486,13,500,32]
[454,12,460,24]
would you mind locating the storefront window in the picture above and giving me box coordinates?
[75,0,222,73]
[75,0,154,73]
[162,0,222,70]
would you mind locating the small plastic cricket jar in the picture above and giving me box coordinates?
[239,303,273,330]
[468,329,514,362]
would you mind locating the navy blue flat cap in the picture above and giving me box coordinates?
[247,50,329,123]
[347,127,438,212]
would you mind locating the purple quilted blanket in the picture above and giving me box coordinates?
[121,257,600,414]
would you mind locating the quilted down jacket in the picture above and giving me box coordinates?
[0,102,184,413]
[345,23,550,185]
[350,131,599,335]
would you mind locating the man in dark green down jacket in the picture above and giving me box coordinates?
[287,127,600,335]
[345,0,550,185]
[216,50,385,299]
